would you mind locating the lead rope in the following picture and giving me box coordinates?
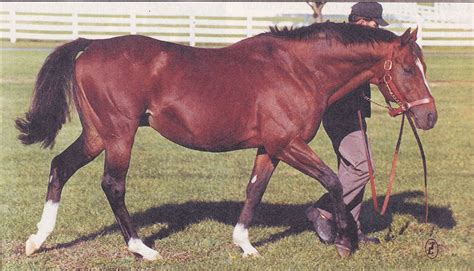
[357,110,404,216]
[358,104,429,223]
[380,114,405,216]
[407,116,429,223]
[357,110,379,213]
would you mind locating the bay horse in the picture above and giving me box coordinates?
[16,22,437,260]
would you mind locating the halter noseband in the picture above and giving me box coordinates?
[377,49,433,117]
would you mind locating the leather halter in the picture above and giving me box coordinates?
[358,48,431,223]
[377,49,433,117]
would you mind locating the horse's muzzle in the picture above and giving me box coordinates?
[410,102,438,130]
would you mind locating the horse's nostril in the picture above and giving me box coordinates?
[428,113,435,127]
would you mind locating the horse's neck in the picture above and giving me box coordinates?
[311,42,389,105]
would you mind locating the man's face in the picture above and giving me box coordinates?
[356,19,379,29]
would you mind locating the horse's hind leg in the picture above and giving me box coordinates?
[25,133,104,256]
[233,148,279,257]
[100,133,161,261]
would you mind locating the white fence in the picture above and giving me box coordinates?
[1,2,473,47]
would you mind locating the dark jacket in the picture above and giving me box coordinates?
[322,83,371,150]
[324,82,371,121]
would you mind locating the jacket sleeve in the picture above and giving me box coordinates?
[324,83,371,120]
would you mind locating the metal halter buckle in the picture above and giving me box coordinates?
[384,60,393,71]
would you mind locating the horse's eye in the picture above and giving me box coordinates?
[403,66,415,74]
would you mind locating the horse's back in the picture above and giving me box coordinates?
[74,35,266,151]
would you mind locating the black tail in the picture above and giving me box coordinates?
[15,38,92,149]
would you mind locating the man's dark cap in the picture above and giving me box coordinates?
[350,2,389,26]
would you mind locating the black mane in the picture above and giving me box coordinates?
[269,22,397,45]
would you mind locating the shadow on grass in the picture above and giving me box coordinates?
[42,190,455,252]
[359,190,456,237]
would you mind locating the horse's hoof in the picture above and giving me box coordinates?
[142,249,163,261]
[25,235,40,256]
[242,250,261,258]
[335,243,352,258]
[306,207,336,244]
[128,238,163,261]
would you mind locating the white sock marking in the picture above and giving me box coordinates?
[250,175,257,184]
[26,200,59,255]
[128,238,162,260]
[233,223,259,257]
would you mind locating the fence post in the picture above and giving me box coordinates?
[9,9,16,43]
[189,15,196,46]
[416,5,423,48]
[72,12,79,40]
[130,12,137,35]
[246,15,253,37]
[417,23,423,48]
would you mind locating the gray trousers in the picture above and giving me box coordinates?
[315,114,373,233]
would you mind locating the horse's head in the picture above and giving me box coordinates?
[370,28,437,130]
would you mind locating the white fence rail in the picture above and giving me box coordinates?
[1,3,473,47]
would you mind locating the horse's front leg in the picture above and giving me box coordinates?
[233,148,279,257]
[276,137,358,257]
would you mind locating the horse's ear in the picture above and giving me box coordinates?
[400,27,412,46]
[410,27,419,42]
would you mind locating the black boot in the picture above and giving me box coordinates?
[306,206,336,244]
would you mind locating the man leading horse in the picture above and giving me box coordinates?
[306,2,389,245]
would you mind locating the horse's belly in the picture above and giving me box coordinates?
[147,104,259,152]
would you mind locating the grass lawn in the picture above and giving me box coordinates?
[0,42,473,269]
